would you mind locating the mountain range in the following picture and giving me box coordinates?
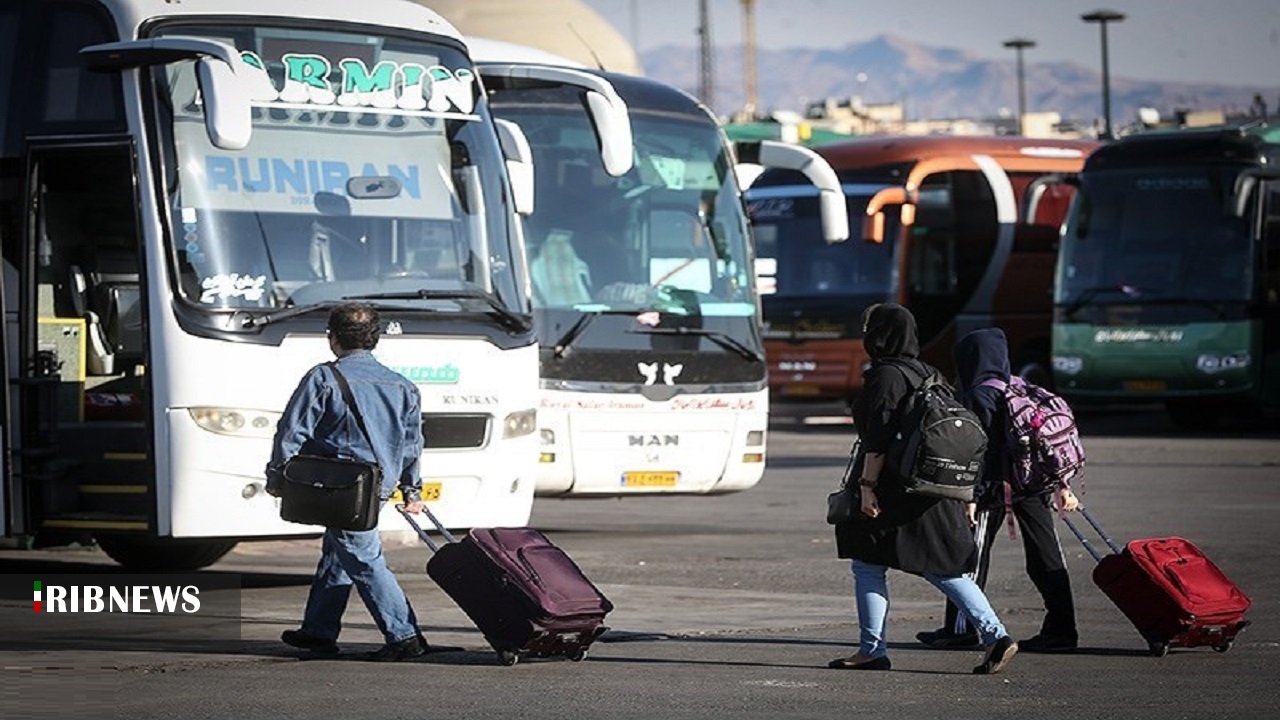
[639,34,1279,127]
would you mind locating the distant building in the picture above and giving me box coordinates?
[802,97,1085,139]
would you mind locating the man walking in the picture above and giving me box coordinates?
[267,302,429,661]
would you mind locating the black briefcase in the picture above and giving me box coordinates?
[277,361,384,532]
[279,454,383,531]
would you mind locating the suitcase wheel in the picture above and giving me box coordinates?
[497,649,520,667]
[568,648,588,662]
[1147,640,1169,657]
[1213,641,1233,653]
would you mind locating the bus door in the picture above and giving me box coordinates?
[19,141,152,539]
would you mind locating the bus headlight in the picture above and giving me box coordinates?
[502,408,537,439]
[189,407,279,438]
[1195,353,1250,374]
[1052,356,1084,375]
[746,430,765,447]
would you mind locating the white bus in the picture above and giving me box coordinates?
[0,0,545,570]
[472,41,848,496]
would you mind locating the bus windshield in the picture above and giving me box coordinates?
[153,25,525,316]
[1057,166,1253,312]
[498,96,756,334]
[747,187,897,298]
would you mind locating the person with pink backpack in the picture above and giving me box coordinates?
[916,327,1082,653]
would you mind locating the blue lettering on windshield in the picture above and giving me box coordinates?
[204,156,421,198]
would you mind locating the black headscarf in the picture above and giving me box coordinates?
[863,303,920,361]
[953,327,1011,394]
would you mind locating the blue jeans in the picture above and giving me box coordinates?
[300,527,420,644]
[850,560,1007,658]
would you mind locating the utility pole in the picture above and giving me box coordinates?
[1002,38,1036,136]
[1082,9,1126,139]
[740,0,758,119]
[698,0,714,110]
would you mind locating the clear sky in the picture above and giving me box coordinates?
[581,0,1280,88]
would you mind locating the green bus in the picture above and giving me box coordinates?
[1051,125,1280,428]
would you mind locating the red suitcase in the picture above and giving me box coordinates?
[1063,508,1251,656]
[398,506,612,666]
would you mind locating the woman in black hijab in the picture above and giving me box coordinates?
[829,304,1018,674]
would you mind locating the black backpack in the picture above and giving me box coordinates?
[883,361,987,502]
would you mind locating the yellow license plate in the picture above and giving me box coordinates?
[1123,380,1168,392]
[389,482,443,502]
[622,471,679,488]
[783,383,821,397]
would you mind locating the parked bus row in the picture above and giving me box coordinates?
[745,127,1280,430]
[0,2,848,570]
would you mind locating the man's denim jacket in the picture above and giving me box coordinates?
[267,350,423,501]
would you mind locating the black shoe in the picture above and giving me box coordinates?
[827,654,892,671]
[973,636,1018,675]
[1020,633,1078,653]
[367,635,427,662]
[916,627,981,649]
[281,629,339,656]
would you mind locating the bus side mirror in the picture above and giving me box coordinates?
[81,37,251,151]
[862,187,913,244]
[494,118,535,215]
[195,56,251,151]
[478,63,634,177]
[1023,173,1078,223]
[1230,169,1280,217]
[737,141,849,243]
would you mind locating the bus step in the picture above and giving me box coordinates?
[74,483,151,516]
[42,513,150,532]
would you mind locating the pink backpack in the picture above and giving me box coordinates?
[981,376,1085,498]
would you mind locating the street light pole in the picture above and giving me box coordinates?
[1002,38,1036,136]
[1082,9,1126,139]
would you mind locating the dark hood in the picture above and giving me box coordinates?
[864,303,919,360]
[953,328,1011,391]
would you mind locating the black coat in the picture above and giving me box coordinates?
[834,305,976,576]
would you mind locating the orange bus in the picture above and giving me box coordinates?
[745,135,1097,417]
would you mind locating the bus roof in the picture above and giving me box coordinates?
[1085,125,1280,170]
[95,0,463,44]
[811,135,1098,169]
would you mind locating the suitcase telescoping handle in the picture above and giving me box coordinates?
[395,503,459,552]
[1060,507,1123,563]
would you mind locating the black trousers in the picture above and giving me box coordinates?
[944,491,1078,640]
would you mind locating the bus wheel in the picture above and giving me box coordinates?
[96,536,238,572]
[1165,400,1223,431]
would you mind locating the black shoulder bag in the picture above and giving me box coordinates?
[279,362,384,531]
[826,439,865,525]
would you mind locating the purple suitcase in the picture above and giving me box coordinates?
[399,506,612,666]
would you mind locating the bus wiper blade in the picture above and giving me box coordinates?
[628,326,764,363]
[343,288,532,332]
[552,309,640,358]
[242,302,339,329]
[1060,285,1148,318]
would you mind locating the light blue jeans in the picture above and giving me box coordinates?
[850,559,1007,658]
[300,527,420,645]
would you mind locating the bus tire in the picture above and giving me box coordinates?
[96,536,238,572]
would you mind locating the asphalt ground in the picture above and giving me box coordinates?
[2,407,1278,719]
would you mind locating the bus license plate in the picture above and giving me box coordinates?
[622,471,678,488]
[783,383,821,397]
[1123,380,1167,392]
